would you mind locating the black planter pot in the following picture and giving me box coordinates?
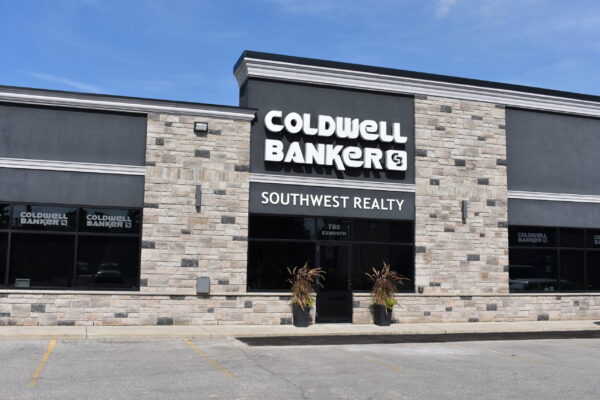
[292,303,311,327]
[372,304,392,326]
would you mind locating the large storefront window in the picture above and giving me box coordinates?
[0,203,142,290]
[509,226,600,292]
[248,215,414,292]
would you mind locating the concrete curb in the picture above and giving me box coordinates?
[1,320,599,340]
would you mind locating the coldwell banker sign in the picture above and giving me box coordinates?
[262,110,408,172]
[243,79,414,219]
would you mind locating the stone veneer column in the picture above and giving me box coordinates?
[413,95,509,294]
[140,113,251,293]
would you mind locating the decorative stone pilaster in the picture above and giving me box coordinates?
[140,114,251,293]
[413,96,509,294]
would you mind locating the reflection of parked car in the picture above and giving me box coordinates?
[509,265,571,291]
[76,262,94,276]
[95,263,123,283]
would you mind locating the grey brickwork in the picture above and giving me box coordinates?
[413,96,509,295]
[141,113,250,294]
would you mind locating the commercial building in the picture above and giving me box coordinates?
[1,51,599,326]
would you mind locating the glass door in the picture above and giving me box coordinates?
[316,244,352,323]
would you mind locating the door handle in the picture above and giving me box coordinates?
[348,280,352,290]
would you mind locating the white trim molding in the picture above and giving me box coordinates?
[250,173,415,193]
[235,57,600,118]
[0,157,146,176]
[508,190,600,204]
[0,90,256,121]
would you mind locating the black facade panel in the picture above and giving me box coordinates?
[508,199,600,229]
[242,79,414,184]
[506,108,600,196]
[0,168,144,208]
[0,103,146,166]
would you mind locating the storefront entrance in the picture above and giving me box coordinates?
[316,244,352,323]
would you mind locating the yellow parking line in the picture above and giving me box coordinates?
[183,339,235,378]
[359,355,404,372]
[338,349,403,373]
[29,340,57,387]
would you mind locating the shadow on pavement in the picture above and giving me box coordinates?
[237,330,600,346]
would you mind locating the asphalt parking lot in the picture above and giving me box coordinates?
[2,337,600,400]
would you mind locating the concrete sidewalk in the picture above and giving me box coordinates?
[1,319,599,340]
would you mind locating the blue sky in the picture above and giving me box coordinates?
[1,0,599,106]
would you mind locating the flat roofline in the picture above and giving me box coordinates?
[235,50,600,104]
[0,84,256,120]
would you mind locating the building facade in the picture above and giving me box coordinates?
[1,51,599,326]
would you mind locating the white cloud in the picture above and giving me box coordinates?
[22,71,103,93]
[435,0,459,17]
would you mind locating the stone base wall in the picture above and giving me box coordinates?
[1,292,599,326]
[353,294,600,323]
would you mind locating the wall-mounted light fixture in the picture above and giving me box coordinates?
[194,122,208,133]
[461,200,468,224]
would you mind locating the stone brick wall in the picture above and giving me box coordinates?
[413,96,509,295]
[141,113,251,293]
[1,292,598,326]
[353,294,600,324]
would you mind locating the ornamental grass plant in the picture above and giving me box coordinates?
[365,262,409,310]
[287,262,325,311]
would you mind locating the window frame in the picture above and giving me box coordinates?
[0,202,143,291]
[509,225,600,293]
[247,213,415,293]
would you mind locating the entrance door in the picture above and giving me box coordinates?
[316,244,352,323]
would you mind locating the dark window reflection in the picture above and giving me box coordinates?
[509,227,556,247]
[249,216,315,240]
[586,230,600,248]
[560,228,584,248]
[0,233,7,286]
[9,234,74,288]
[509,249,558,292]
[353,220,413,243]
[351,244,414,291]
[317,218,351,241]
[586,251,600,291]
[79,208,141,234]
[11,205,77,232]
[75,236,140,289]
[0,204,10,228]
[248,241,315,290]
[559,250,584,291]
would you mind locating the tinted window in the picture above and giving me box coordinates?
[249,215,315,240]
[9,233,75,288]
[509,227,556,247]
[248,241,315,290]
[79,208,141,234]
[353,220,413,243]
[0,204,9,228]
[586,251,600,291]
[75,236,140,289]
[586,230,600,248]
[12,205,77,232]
[0,233,7,286]
[559,228,584,248]
[317,218,351,241]
[559,250,585,291]
[509,249,558,292]
[351,244,414,291]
